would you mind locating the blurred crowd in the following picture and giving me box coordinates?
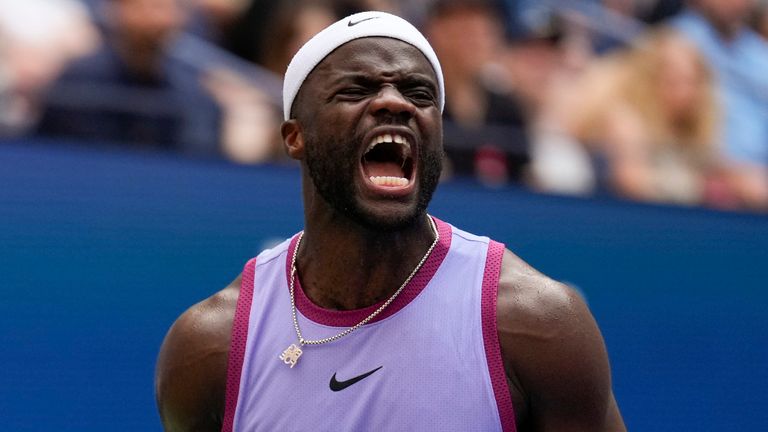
[1,0,767,212]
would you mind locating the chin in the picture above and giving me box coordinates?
[347,202,425,233]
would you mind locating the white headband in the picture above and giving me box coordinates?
[282,11,445,120]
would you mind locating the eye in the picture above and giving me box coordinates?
[335,87,370,101]
[405,88,437,106]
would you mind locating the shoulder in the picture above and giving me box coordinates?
[155,275,241,431]
[496,249,623,430]
[496,249,580,321]
[496,250,593,368]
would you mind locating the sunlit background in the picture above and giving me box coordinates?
[1,0,767,430]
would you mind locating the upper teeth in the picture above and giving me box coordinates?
[365,133,410,154]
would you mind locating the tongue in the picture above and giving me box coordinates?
[364,161,405,178]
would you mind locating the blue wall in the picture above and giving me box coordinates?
[1,141,767,430]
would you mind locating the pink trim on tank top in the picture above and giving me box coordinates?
[221,258,257,432]
[285,216,452,327]
[481,240,517,431]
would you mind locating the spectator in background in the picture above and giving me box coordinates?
[640,0,685,24]
[672,0,768,210]
[208,0,409,164]
[200,66,283,163]
[564,29,734,207]
[750,0,768,40]
[186,0,253,44]
[260,0,339,76]
[36,0,222,157]
[595,0,643,53]
[507,11,598,195]
[423,0,529,185]
[221,0,384,68]
[258,0,404,76]
[214,0,280,64]
[0,0,98,137]
[192,0,341,164]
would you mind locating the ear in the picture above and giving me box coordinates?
[281,119,305,160]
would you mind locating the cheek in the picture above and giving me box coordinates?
[313,102,365,138]
[416,117,444,176]
[305,132,359,172]
[417,111,443,144]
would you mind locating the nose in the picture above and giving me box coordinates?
[368,84,416,120]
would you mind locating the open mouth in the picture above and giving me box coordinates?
[361,133,414,188]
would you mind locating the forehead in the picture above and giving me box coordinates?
[306,37,438,87]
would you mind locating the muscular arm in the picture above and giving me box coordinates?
[155,275,240,431]
[497,250,625,431]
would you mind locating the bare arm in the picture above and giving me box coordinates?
[155,275,241,431]
[497,250,625,431]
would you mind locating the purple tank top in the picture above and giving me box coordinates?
[222,217,516,431]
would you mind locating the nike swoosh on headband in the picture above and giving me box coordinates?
[348,16,380,26]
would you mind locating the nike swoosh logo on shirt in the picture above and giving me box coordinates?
[329,366,383,391]
[347,16,379,27]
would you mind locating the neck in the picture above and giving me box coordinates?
[295,211,436,311]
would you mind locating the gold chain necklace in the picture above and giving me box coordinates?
[279,216,439,368]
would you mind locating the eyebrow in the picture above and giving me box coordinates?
[330,73,438,93]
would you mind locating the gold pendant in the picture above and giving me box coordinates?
[279,343,303,368]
